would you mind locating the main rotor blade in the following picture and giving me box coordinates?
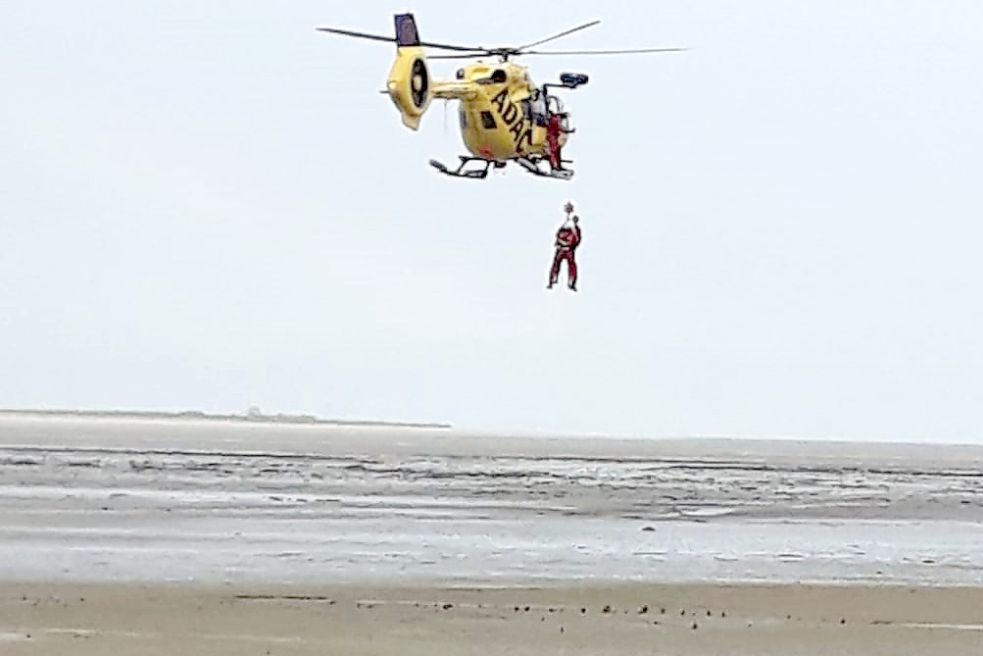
[316,26,486,53]
[316,27,395,44]
[419,40,490,52]
[518,20,600,50]
[428,53,491,60]
[521,47,688,56]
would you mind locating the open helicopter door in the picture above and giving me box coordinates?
[386,14,432,130]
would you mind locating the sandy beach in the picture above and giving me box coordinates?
[4,581,983,655]
[1,412,982,654]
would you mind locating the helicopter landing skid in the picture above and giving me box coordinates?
[429,156,499,180]
[515,157,574,180]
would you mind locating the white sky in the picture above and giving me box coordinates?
[2,1,982,442]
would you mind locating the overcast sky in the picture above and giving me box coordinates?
[2,1,982,442]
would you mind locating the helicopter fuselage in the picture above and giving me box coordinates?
[387,50,574,170]
[451,62,554,161]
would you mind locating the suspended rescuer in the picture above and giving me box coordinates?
[548,202,582,291]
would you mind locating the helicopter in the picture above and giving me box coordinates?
[317,14,683,180]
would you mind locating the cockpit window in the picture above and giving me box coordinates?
[480,111,497,129]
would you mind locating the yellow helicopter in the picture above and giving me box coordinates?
[317,14,683,180]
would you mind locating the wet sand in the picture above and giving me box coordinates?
[1,413,983,653]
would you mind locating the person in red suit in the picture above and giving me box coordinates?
[546,112,572,173]
[548,203,581,291]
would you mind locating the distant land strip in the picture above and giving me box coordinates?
[0,408,451,430]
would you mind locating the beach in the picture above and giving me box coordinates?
[1,412,982,654]
[4,581,983,655]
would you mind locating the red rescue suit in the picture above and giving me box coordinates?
[549,223,581,290]
[546,113,564,170]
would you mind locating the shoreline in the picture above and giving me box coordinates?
[0,408,452,430]
[3,411,983,466]
[4,408,983,453]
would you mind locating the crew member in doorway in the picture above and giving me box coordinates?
[548,203,581,291]
[546,112,570,172]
